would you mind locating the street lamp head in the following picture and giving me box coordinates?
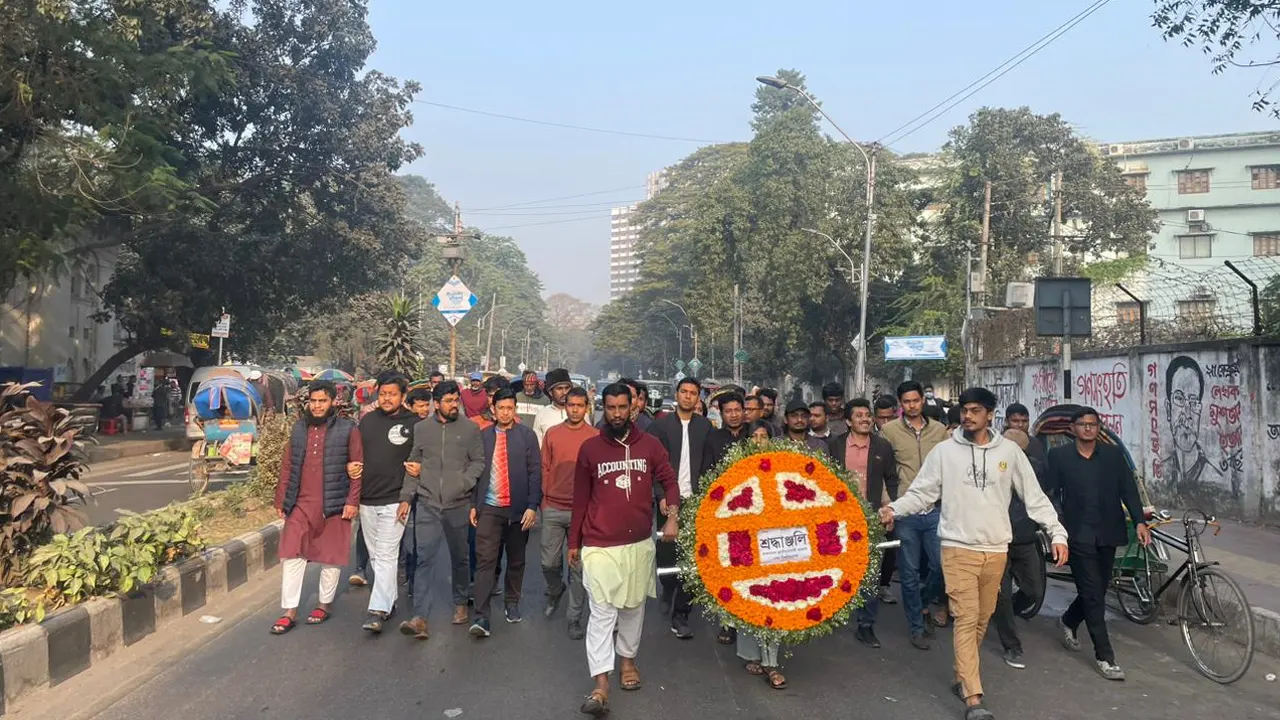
[756,75,790,90]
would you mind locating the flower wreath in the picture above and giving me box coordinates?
[676,438,886,647]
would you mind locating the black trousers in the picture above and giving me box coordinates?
[656,537,692,617]
[1063,542,1117,663]
[880,529,897,586]
[473,506,529,620]
[993,542,1045,653]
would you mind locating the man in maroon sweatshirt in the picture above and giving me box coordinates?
[569,383,679,717]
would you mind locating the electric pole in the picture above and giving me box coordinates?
[978,180,992,307]
[1052,171,1064,276]
[436,203,468,377]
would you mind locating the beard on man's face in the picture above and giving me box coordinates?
[437,404,458,421]
[605,416,632,439]
[305,406,334,425]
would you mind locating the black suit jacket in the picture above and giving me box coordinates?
[652,412,714,494]
[1046,441,1144,548]
[827,432,900,509]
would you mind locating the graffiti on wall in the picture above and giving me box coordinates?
[1150,354,1242,513]
[1027,363,1059,418]
[1074,360,1129,438]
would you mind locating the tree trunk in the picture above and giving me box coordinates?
[71,342,147,402]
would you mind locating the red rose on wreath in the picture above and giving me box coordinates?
[759,457,772,472]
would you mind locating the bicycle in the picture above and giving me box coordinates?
[1112,509,1255,684]
[1026,508,1256,684]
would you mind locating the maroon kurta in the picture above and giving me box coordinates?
[275,423,363,566]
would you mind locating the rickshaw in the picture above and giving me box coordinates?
[1015,403,1161,620]
[188,370,263,493]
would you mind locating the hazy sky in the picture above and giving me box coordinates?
[366,0,1274,304]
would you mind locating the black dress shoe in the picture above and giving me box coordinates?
[855,626,881,648]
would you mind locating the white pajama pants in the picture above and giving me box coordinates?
[280,558,341,610]
[359,503,407,614]
[584,574,645,677]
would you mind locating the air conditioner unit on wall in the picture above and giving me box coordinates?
[1178,138,1195,151]
[1187,209,1206,223]
[1005,282,1034,308]
[1108,145,1124,156]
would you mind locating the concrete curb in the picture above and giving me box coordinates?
[86,436,188,463]
[0,520,283,716]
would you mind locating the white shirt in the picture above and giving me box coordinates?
[677,418,693,498]
[533,404,568,448]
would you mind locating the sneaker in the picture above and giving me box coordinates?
[544,589,564,619]
[877,586,897,604]
[504,604,523,623]
[469,618,492,638]
[348,572,367,587]
[670,613,693,640]
[362,612,384,633]
[1002,648,1026,669]
[1095,660,1126,681]
[855,626,881,648]
[1057,617,1081,652]
[910,632,931,650]
[922,616,936,638]
[568,621,586,640]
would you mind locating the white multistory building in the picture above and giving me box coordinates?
[609,170,669,301]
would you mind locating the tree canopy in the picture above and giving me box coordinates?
[1152,0,1280,118]
[9,0,427,400]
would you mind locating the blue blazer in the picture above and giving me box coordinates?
[474,423,543,519]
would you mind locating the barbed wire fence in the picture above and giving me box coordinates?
[975,256,1280,363]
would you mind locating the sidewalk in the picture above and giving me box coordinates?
[1193,517,1280,658]
[86,427,188,463]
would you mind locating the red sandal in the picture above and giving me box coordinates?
[270,616,296,635]
[305,608,331,625]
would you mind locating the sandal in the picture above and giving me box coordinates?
[744,661,765,676]
[763,667,787,690]
[306,607,330,625]
[619,665,642,691]
[270,616,296,635]
[717,626,736,645]
[579,689,609,717]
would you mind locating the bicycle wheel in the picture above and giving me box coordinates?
[1115,572,1161,625]
[188,458,210,494]
[1178,566,1255,684]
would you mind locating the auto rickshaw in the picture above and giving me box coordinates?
[188,370,262,493]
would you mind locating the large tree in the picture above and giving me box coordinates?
[69,0,423,399]
[1152,0,1280,118]
[887,107,1158,375]
[0,0,227,297]
[595,69,921,386]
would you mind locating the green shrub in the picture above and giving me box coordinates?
[1,381,93,585]
[247,411,291,502]
[0,587,45,627]
[19,505,205,612]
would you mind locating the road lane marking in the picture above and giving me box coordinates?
[89,478,238,487]
[123,462,191,478]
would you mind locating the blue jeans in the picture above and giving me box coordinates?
[401,501,417,588]
[896,508,943,637]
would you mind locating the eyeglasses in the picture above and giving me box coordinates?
[1073,421,1099,429]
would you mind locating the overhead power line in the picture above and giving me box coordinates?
[468,186,643,212]
[416,100,730,144]
[878,0,1115,148]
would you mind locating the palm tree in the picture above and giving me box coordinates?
[376,292,424,378]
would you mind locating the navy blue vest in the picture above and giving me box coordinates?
[283,415,356,518]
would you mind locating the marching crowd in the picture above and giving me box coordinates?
[268,368,1149,720]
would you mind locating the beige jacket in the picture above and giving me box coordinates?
[879,415,950,494]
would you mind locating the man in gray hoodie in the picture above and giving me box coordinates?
[396,380,486,639]
[880,387,1068,720]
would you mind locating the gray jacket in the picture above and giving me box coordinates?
[400,414,485,509]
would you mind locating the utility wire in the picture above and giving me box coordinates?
[878,0,1115,148]
[416,100,729,144]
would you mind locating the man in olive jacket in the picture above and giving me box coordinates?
[397,380,485,638]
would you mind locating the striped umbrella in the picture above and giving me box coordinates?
[313,368,354,384]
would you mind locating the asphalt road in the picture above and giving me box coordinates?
[79,449,237,526]
[23,529,1280,720]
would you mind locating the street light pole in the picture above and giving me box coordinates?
[759,75,877,398]
[658,298,697,360]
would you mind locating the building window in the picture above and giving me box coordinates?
[1254,233,1280,257]
[1252,165,1280,190]
[1177,169,1211,194]
[1115,301,1144,324]
[69,325,76,338]
[1123,174,1148,191]
[1177,234,1214,259]
[83,327,91,340]
[1177,298,1215,321]
[70,274,81,298]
